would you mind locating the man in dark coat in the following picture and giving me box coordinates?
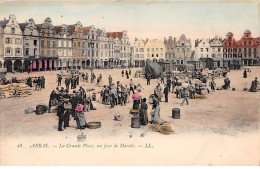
[71,76,75,89]
[243,70,247,78]
[147,74,151,85]
[57,101,65,131]
[166,78,171,92]
[42,76,45,89]
[65,77,70,91]
[63,99,72,129]
[163,84,169,102]
[58,75,62,86]
[26,77,32,87]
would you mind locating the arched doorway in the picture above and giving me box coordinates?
[24,60,31,72]
[82,60,86,69]
[153,59,157,62]
[86,60,90,67]
[135,60,139,67]
[14,60,22,72]
[4,60,12,72]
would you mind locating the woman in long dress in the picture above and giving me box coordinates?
[75,103,87,129]
[139,98,148,125]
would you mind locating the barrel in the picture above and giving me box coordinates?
[172,108,180,119]
[131,117,141,128]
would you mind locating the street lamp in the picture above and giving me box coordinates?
[89,41,94,82]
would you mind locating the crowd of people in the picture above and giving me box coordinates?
[46,67,259,131]
[49,85,96,131]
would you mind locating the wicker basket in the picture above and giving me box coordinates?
[86,122,101,129]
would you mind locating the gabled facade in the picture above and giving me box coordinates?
[55,24,73,70]
[20,18,40,72]
[37,17,58,71]
[0,14,23,72]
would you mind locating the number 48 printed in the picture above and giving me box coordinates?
[17,144,23,148]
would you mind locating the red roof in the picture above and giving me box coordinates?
[81,27,91,34]
[68,25,75,34]
[107,32,122,38]
[54,26,62,34]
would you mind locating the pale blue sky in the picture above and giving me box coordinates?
[0,1,259,43]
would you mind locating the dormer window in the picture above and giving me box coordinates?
[11,28,15,34]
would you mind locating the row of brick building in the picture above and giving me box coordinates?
[0,14,259,72]
[132,31,259,68]
[0,14,131,72]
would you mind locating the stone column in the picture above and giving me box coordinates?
[44,59,47,71]
[49,59,52,71]
[30,60,33,73]
[38,60,41,72]
[11,60,14,72]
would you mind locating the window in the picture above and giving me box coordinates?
[105,44,107,49]
[147,48,150,52]
[206,48,209,52]
[244,48,247,53]
[109,44,110,49]
[96,51,98,57]
[147,53,150,57]
[218,48,221,52]
[34,48,37,55]
[25,48,29,56]
[15,48,21,55]
[11,28,15,34]
[200,48,203,52]
[152,54,154,57]
[156,48,158,52]
[6,47,11,54]
[249,41,251,45]
[152,48,154,52]
[41,50,44,56]
[34,40,37,46]
[5,38,11,44]
[47,41,50,47]
[78,42,80,47]
[156,54,158,57]
[244,41,246,45]
[74,42,76,47]
[212,48,215,52]
[101,44,103,49]
[41,40,44,48]
[136,48,138,52]
[92,35,94,39]
[53,50,56,56]
[15,38,20,44]
[160,48,163,52]
[47,50,50,56]
[96,43,98,49]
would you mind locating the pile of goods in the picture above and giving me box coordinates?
[0,83,32,99]
[151,123,174,135]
